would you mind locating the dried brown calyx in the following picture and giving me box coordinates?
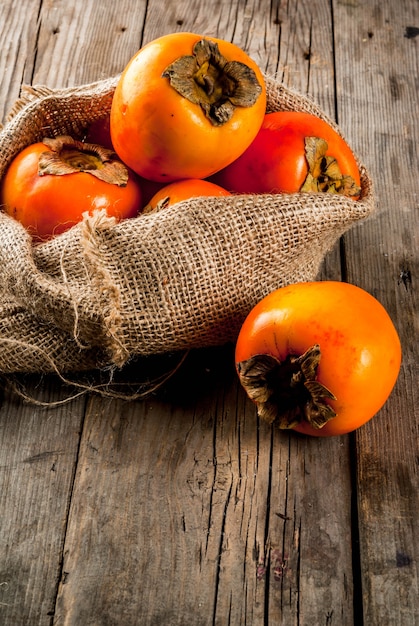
[38,135,129,186]
[143,196,171,214]
[301,136,361,197]
[162,38,263,126]
[236,344,337,430]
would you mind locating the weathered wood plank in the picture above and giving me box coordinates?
[53,348,354,626]
[333,1,419,624]
[54,348,244,625]
[0,380,86,625]
[0,0,41,121]
[29,0,148,87]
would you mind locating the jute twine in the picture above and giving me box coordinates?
[0,75,375,375]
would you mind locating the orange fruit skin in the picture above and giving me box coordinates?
[145,178,230,211]
[235,281,402,437]
[110,32,267,182]
[1,142,142,242]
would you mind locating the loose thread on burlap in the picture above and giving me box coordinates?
[0,336,190,406]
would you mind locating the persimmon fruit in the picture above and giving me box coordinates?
[144,178,230,212]
[0,135,142,242]
[235,281,401,436]
[212,111,361,199]
[110,32,267,182]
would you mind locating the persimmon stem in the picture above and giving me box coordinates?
[301,136,361,198]
[162,39,263,126]
[236,344,337,429]
[38,135,129,186]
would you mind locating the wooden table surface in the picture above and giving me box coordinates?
[0,1,417,624]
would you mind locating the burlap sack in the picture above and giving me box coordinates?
[0,75,374,375]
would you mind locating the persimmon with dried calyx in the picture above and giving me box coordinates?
[143,178,230,213]
[0,135,142,242]
[110,32,266,182]
[235,282,401,437]
[212,111,361,199]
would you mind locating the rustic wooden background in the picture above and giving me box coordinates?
[0,0,417,625]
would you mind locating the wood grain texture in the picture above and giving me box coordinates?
[0,0,417,624]
[332,1,419,623]
[30,0,148,87]
[0,0,41,120]
[0,380,86,625]
[53,348,353,626]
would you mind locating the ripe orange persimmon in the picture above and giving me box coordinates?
[235,281,401,436]
[0,136,142,242]
[212,111,361,199]
[144,178,230,212]
[110,32,267,182]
